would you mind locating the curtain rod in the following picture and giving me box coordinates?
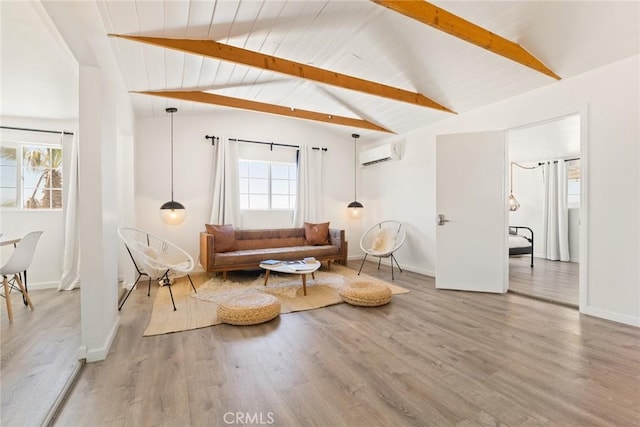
[205,135,327,151]
[1,126,74,136]
[537,157,580,165]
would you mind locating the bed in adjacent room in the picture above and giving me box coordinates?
[509,226,534,267]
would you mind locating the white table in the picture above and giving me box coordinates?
[0,238,21,247]
[259,260,321,296]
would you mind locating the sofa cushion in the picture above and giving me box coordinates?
[212,245,340,267]
[304,222,330,245]
[205,224,237,253]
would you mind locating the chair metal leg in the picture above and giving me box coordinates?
[119,243,153,310]
[391,254,403,272]
[167,284,177,311]
[118,272,145,311]
[22,271,28,306]
[357,253,368,275]
[187,275,197,293]
[389,254,403,281]
[162,272,177,311]
[377,257,382,270]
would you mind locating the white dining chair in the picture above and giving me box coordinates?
[1,231,43,322]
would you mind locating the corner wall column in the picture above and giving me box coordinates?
[78,65,119,362]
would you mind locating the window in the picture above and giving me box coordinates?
[239,160,296,210]
[567,160,580,206]
[0,142,63,209]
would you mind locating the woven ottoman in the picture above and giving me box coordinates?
[339,281,392,307]
[217,293,281,326]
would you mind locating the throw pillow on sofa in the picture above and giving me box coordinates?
[205,224,237,252]
[304,222,330,245]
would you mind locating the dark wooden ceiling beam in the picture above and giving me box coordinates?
[133,90,395,133]
[371,0,560,80]
[110,34,455,113]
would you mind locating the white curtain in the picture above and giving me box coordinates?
[542,160,570,261]
[210,137,241,226]
[59,132,80,290]
[292,146,323,227]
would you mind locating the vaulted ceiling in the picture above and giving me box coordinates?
[3,1,639,136]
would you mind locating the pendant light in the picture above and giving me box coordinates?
[508,161,520,211]
[347,133,364,217]
[160,107,186,225]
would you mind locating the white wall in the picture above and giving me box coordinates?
[363,55,639,326]
[134,109,366,268]
[507,163,544,256]
[0,117,77,288]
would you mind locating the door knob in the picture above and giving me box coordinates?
[437,214,450,226]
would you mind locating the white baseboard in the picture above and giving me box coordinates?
[532,254,580,264]
[27,281,59,290]
[581,306,640,327]
[121,281,136,290]
[348,256,435,278]
[79,317,120,362]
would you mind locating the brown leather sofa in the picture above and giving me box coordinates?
[199,228,348,279]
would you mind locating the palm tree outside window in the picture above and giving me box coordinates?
[0,143,63,209]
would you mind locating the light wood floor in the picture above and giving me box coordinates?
[50,262,639,426]
[509,256,579,307]
[1,288,80,427]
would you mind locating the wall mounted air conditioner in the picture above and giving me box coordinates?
[359,142,401,166]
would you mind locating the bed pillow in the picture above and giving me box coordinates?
[205,224,237,253]
[304,222,330,245]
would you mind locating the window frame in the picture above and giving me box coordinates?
[238,159,297,211]
[0,139,64,211]
[567,160,581,207]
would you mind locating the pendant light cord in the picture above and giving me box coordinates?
[170,110,174,202]
[510,161,540,193]
[353,136,357,200]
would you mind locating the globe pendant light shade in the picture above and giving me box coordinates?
[348,133,363,217]
[160,200,186,225]
[160,107,186,225]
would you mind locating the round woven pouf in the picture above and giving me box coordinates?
[339,281,392,307]
[217,293,281,326]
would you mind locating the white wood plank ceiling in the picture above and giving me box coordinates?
[98,0,639,135]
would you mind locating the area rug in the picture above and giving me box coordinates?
[143,265,410,336]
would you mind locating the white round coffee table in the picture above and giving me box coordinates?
[259,260,321,296]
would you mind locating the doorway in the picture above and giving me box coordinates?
[507,113,582,307]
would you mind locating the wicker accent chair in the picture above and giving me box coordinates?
[117,227,196,311]
[357,220,406,280]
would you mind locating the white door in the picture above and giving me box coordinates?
[436,131,508,293]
